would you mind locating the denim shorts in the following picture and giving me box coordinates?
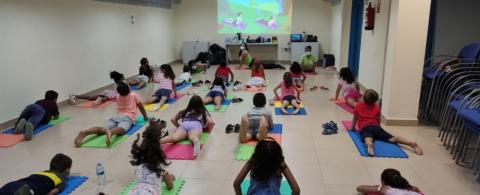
[180,121,203,132]
[282,95,297,103]
[105,115,133,131]
[206,91,224,99]
[136,75,149,83]
[153,89,172,102]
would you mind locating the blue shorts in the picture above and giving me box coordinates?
[153,89,172,102]
[105,115,133,132]
[282,95,297,103]
[206,91,224,99]
[180,121,203,132]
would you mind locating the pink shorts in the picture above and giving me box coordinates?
[180,121,203,132]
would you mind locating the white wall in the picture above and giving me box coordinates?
[433,0,480,56]
[173,0,332,61]
[357,0,391,94]
[330,0,351,69]
[0,0,176,123]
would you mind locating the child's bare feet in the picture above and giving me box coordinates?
[215,105,221,111]
[292,108,300,115]
[105,130,112,147]
[281,108,289,114]
[366,143,374,156]
[411,142,423,155]
[74,131,86,147]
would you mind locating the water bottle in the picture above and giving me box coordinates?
[96,163,106,186]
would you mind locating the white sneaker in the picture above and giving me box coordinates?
[68,95,77,105]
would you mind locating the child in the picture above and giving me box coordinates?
[74,82,149,147]
[246,59,266,88]
[233,139,300,195]
[0,153,72,194]
[351,89,423,156]
[331,67,362,107]
[128,57,153,89]
[129,120,175,195]
[144,64,177,111]
[239,43,255,69]
[161,95,215,157]
[300,46,317,72]
[175,65,192,86]
[215,61,234,84]
[290,62,306,91]
[14,90,59,140]
[203,77,228,111]
[188,60,207,74]
[239,93,273,143]
[69,71,124,106]
[273,72,301,114]
[356,168,422,195]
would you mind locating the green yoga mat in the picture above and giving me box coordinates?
[240,180,292,195]
[177,133,209,145]
[120,178,185,195]
[80,134,128,148]
[49,116,70,126]
[204,95,234,112]
[235,144,256,161]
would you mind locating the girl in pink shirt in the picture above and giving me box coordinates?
[331,67,362,107]
[69,71,124,107]
[357,169,423,195]
[145,64,177,111]
[273,72,301,114]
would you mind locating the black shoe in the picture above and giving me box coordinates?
[234,124,240,133]
[226,124,233,133]
[205,80,211,84]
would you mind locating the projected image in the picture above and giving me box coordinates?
[218,0,292,34]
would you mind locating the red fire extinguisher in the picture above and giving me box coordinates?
[365,2,375,30]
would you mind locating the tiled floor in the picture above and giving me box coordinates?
[1,64,480,195]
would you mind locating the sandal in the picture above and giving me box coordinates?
[226,124,233,134]
[234,124,240,133]
[310,86,319,91]
[320,86,330,91]
[322,128,337,135]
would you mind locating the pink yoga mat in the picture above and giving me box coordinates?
[161,143,204,160]
[336,101,354,114]
[0,134,24,148]
[342,120,360,132]
[76,100,114,108]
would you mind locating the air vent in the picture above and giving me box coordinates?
[96,0,172,9]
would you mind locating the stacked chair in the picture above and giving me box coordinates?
[419,43,480,182]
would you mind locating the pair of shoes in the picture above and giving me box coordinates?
[232,97,243,103]
[226,124,240,133]
[68,95,77,105]
[205,80,211,84]
[322,121,338,135]
[234,81,242,86]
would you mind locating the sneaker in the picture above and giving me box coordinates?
[15,118,27,134]
[92,97,102,107]
[327,121,338,131]
[234,124,240,133]
[161,128,169,138]
[193,139,200,158]
[24,122,34,140]
[226,124,233,133]
[68,95,77,105]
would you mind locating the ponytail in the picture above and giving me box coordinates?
[381,169,413,190]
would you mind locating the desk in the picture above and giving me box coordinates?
[225,43,278,64]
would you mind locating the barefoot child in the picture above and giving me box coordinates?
[273,73,301,114]
[233,138,300,195]
[203,77,228,111]
[69,71,124,106]
[144,64,177,111]
[290,62,306,91]
[175,65,192,86]
[351,89,423,156]
[128,57,153,89]
[161,95,215,158]
[14,90,59,140]
[246,60,266,88]
[239,93,273,143]
[215,61,234,84]
[331,67,362,107]
[0,153,72,194]
[356,168,422,195]
[74,82,149,147]
[129,120,175,195]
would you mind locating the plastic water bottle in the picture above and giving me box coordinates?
[96,163,106,186]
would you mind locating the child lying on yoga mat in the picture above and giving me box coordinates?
[331,67,362,107]
[14,90,59,140]
[69,71,124,106]
[245,60,267,88]
[273,72,302,114]
[234,138,300,195]
[129,120,175,194]
[144,64,177,111]
[203,77,228,111]
[0,153,72,195]
[161,95,215,158]
[290,62,306,91]
[128,57,153,89]
[74,82,149,147]
[239,93,273,143]
[351,89,423,156]
[215,61,234,84]
[357,168,422,195]
[175,65,192,86]
[188,60,207,74]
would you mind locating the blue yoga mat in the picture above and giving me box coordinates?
[269,124,283,134]
[130,85,144,90]
[59,176,88,195]
[240,180,291,195]
[347,130,408,158]
[176,82,192,90]
[274,108,307,115]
